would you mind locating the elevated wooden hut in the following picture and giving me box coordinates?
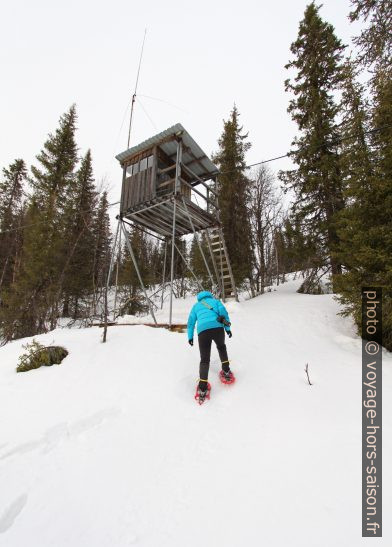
[112,123,238,327]
[116,123,220,237]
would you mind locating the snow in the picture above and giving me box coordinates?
[0,276,391,546]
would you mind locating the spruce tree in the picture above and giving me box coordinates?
[281,217,306,274]
[31,105,78,210]
[335,75,392,350]
[334,59,373,274]
[280,2,346,279]
[350,0,392,73]
[213,105,253,286]
[334,2,392,350]
[61,150,98,318]
[92,191,111,315]
[0,159,27,290]
[0,107,79,339]
[341,77,392,347]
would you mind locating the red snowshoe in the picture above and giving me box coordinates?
[194,382,211,405]
[219,369,236,385]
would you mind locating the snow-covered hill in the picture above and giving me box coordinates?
[0,277,391,546]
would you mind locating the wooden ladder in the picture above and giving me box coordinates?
[206,227,238,302]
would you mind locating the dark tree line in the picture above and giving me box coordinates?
[0,107,113,341]
[211,2,391,349]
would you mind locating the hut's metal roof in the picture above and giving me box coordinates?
[116,123,219,179]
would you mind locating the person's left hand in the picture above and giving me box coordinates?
[227,330,232,338]
[188,339,194,346]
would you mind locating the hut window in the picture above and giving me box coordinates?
[147,155,154,168]
[140,157,148,171]
[126,164,133,176]
[133,162,139,174]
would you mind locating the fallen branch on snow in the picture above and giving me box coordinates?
[305,363,313,386]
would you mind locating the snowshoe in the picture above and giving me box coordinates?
[194,382,211,405]
[219,369,235,385]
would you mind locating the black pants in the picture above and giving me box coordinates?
[198,327,229,388]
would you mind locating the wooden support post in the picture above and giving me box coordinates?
[161,239,168,309]
[180,162,218,197]
[179,177,218,210]
[103,219,121,342]
[169,198,177,327]
[174,138,182,194]
[113,224,122,320]
[168,138,183,327]
[119,165,127,214]
[151,145,158,199]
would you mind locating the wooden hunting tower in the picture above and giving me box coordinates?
[113,123,237,326]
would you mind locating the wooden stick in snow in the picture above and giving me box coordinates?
[305,363,312,385]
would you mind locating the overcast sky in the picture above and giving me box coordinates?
[1,0,360,209]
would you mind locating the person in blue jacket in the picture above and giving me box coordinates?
[187,290,234,399]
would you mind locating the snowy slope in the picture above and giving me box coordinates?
[0,277,391,547]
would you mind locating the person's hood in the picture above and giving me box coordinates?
[197,291,214,302]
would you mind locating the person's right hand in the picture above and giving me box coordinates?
[227,330,232,338]
[188,339,194,346]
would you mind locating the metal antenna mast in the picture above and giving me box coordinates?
[127,28,147,149]
[103,28,158,343]
[120,27,157,326]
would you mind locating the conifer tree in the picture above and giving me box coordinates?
[92,191,111,314]
[340,60,372,187]
[335,76,392,349]
[149,239,165,288]
[0,159,27,290]
[280,3,346,279]
[213,105,253,286]
[61,150,98,318]
[31,105,78,210]
[172,237,189,297]
[350,0,392,73]
[334,60,373,271]
[333,1,392,350]
[334,78,392,349]
[0,107,79,339]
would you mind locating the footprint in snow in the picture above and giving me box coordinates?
[0,494,28,534]
[0,407,121,461]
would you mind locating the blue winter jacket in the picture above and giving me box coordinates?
[187,291,231,340]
